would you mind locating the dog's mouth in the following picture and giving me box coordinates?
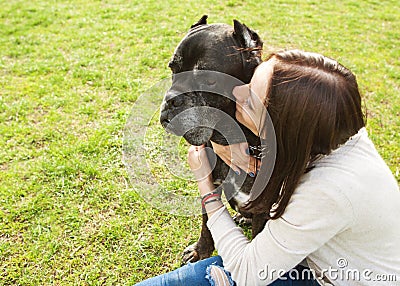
[183,127,214,146]
[161,116,214,146]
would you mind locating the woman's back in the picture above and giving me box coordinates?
[294,128,400,284]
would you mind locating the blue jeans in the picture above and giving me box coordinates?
[134,256,318,286]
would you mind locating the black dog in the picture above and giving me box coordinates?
[160,15,266,264]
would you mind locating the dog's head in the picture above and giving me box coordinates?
[160,15,263,145]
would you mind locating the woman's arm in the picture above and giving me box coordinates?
[188,145,353,285]
[206,180,353,285]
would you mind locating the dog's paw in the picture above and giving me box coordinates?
[233,213,252,226]
[181,241,214,265]
[181,243,200,265]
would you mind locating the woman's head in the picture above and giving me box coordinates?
[235,49,365,218]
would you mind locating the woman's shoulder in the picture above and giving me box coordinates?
[306,128,394,187]
[296,127,400,220]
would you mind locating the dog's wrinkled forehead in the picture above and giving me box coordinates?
[168,24,238,74]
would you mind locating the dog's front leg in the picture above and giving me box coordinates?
[181,213,215,265]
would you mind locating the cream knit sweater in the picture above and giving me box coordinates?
[207,128,400,285]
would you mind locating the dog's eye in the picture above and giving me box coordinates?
[168,61,178,73]
[205,78,217,86]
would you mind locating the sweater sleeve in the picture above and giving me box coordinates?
[207,180,354,286]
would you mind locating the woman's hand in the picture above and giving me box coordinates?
[211,141,260,177]
[187,145,213,182]
[188,145,216,198]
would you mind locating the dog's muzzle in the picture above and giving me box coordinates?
[159,94,217,145]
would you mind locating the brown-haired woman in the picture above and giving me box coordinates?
[135,50,400,286]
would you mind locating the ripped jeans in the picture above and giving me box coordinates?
[134,256,318,286]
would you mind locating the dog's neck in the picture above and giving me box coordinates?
[210,119,261,158]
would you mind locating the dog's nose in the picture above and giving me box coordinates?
[160,92,187,127]
[160,109,170,125]
[160,99,171,125]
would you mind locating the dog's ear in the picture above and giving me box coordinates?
[191,15,208,29]
[233,20,263,50]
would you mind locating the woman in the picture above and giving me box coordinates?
[136,50,400,285]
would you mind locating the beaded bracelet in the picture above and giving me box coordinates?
[200,190,220,201]
[204,197,222,205]
[201,191,221,210]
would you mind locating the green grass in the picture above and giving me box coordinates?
[0,0,399,284]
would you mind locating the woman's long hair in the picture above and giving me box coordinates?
[245,50,365,218]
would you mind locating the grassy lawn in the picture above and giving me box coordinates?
[0,0,399,285]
